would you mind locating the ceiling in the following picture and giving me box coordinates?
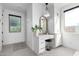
[0,3,70,13]
[1,3,31,13]
[54,3,70,9]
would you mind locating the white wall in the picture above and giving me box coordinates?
[32,3,54,34]
[32,3,45,27]
[25,4,33,49]
[47,4,54,34]
[61,3,79,50]
[3,8,25,45]
[0,4,2,51]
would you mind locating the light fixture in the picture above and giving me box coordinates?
[44,3,50,17]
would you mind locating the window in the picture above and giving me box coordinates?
[64,6,79,32]
[9,14,21,32]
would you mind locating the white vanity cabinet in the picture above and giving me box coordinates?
[33,34,54,54]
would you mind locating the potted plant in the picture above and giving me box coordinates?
[32,25,42,36]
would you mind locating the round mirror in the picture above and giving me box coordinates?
[39,16,48,34]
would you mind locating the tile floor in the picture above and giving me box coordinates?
[0,42,77,56]
[40,46,76,56]
[0,42,36,56]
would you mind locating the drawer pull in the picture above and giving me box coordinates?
[40,47,45,50]
[41,42,44,44]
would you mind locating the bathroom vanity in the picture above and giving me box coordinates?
[33,34,54,54]
[32,14,55,54]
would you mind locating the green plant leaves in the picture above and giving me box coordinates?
[32,25,42,32]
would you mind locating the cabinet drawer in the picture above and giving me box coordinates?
[39,44,45,48]
[39,47,45,53]
[39,39,45,44]
[39,41,45,44]
[39,41,45,47]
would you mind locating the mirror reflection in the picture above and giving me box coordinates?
[39,16,48,34]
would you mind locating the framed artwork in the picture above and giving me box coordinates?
[9,14,21,32]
